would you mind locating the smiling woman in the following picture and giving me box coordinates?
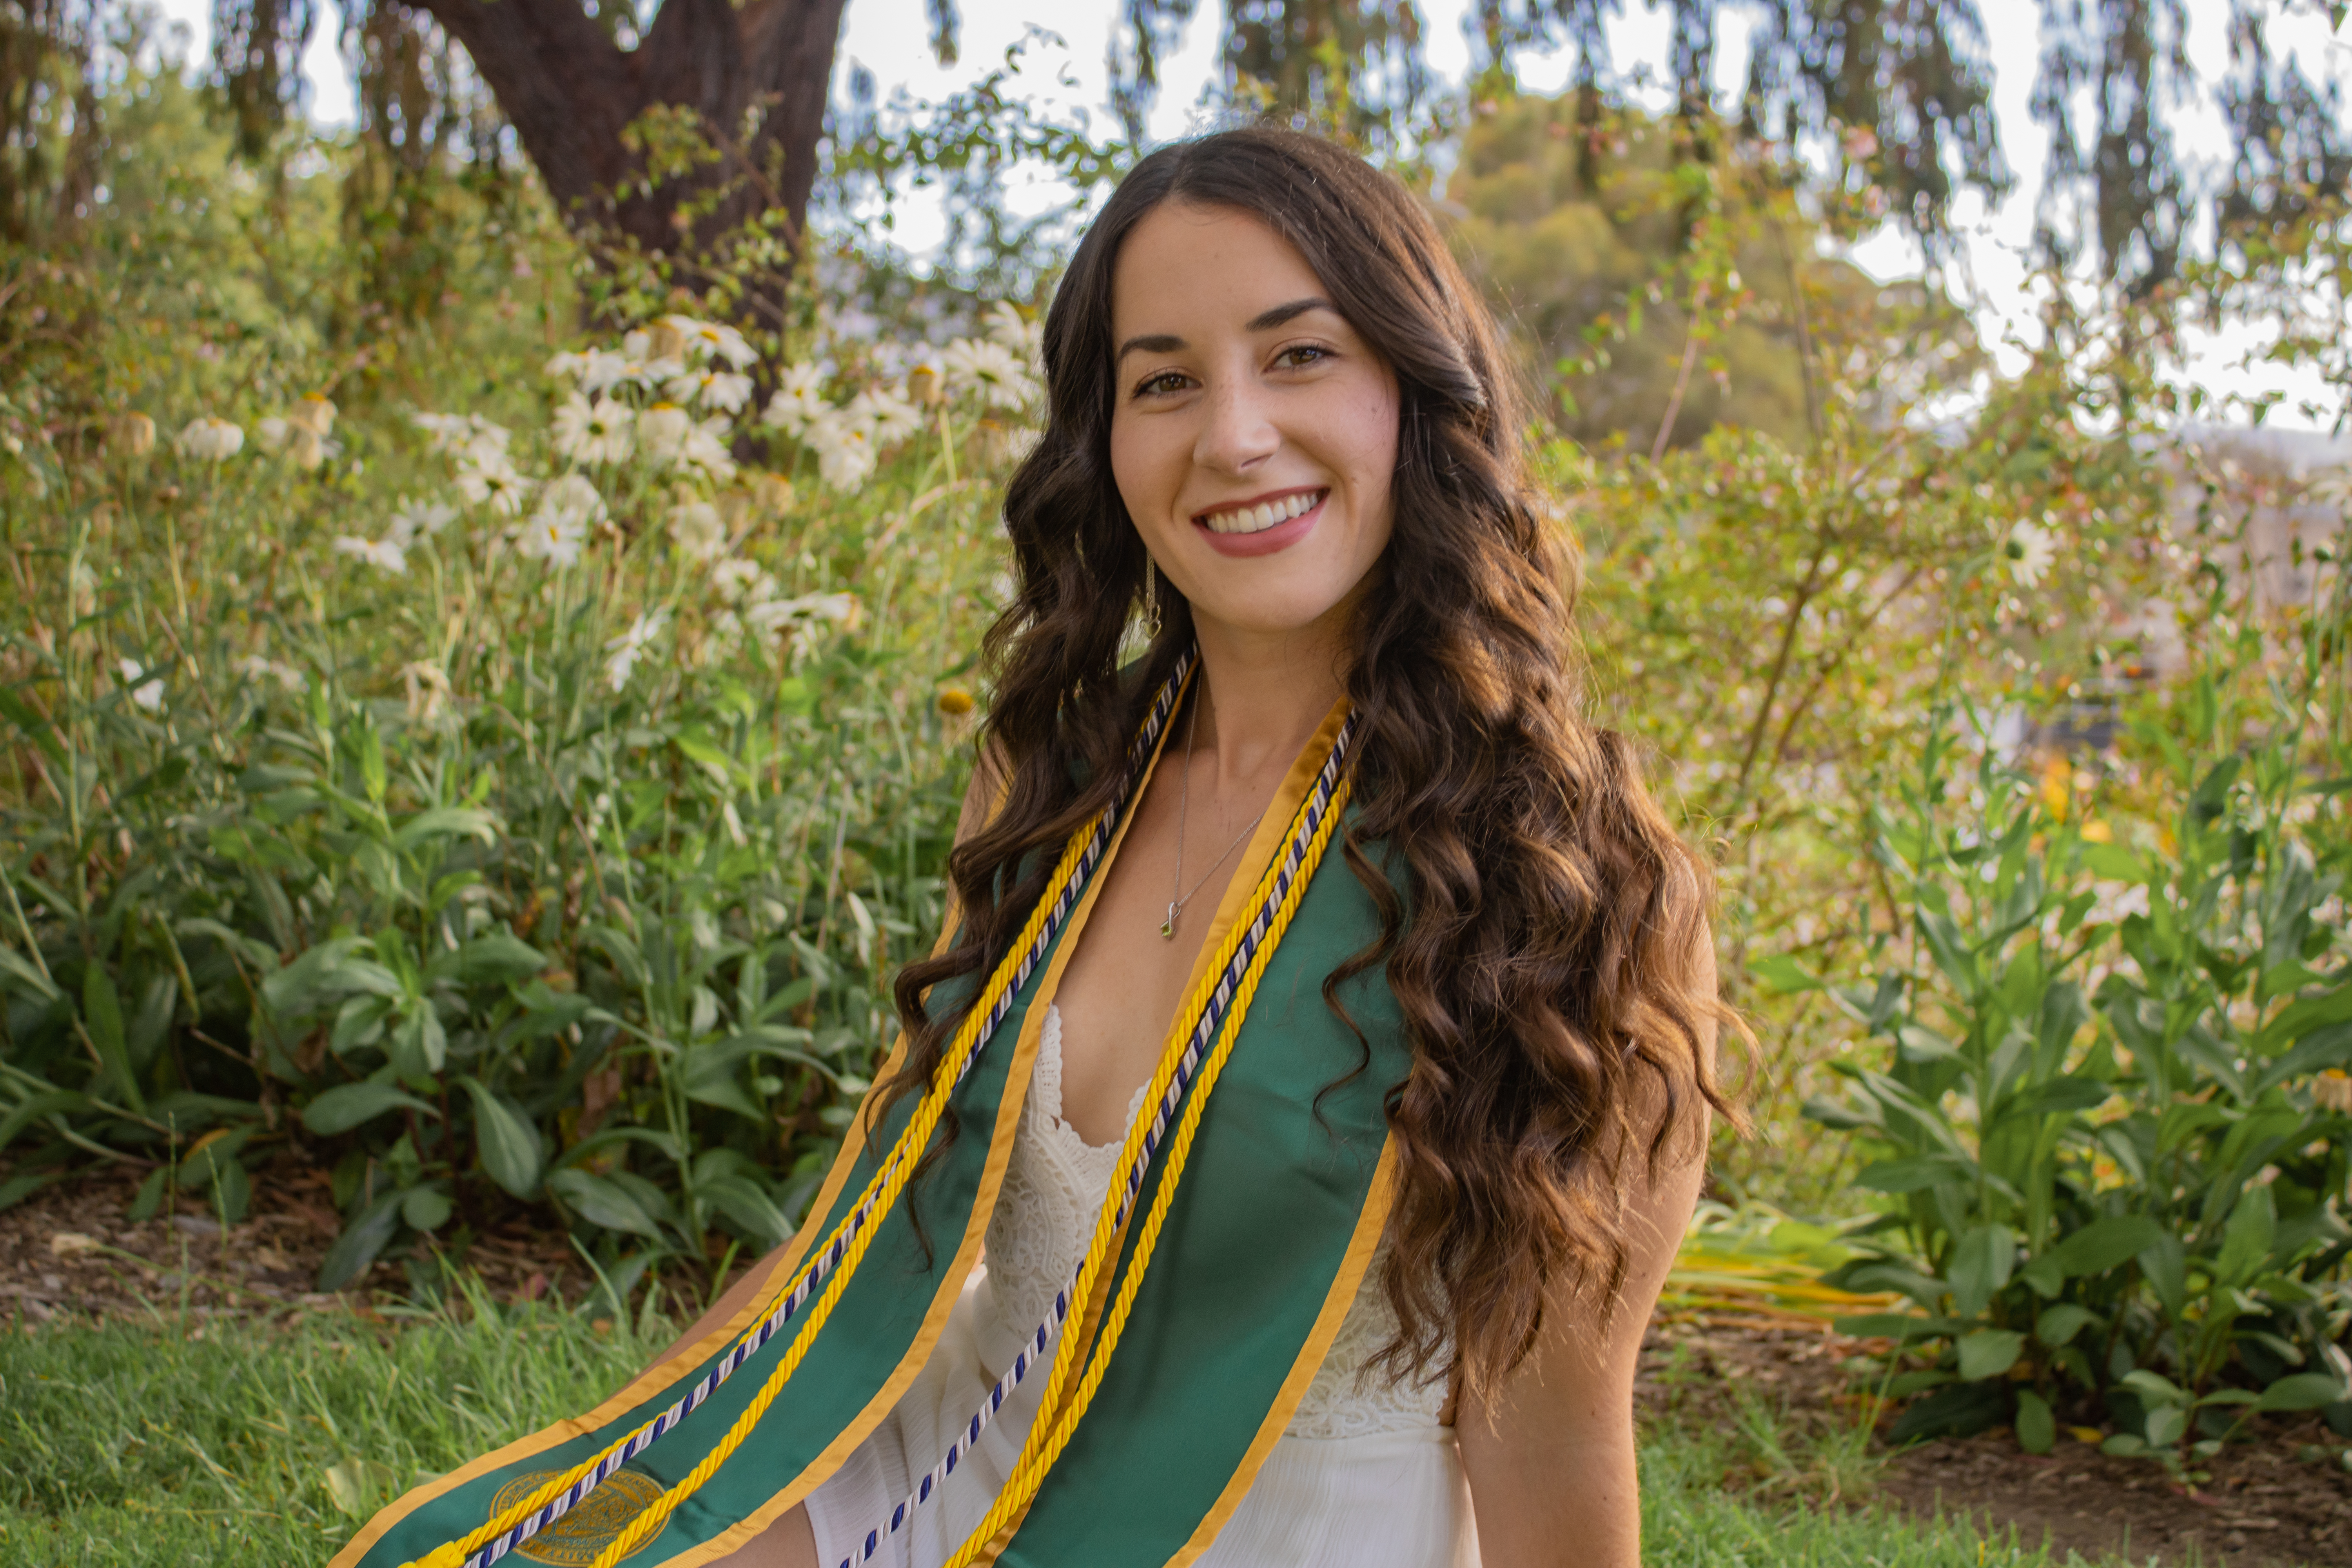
[335,127,1735,1568]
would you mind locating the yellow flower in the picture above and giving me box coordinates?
[936,686,975,717]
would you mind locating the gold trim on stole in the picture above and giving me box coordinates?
[969,692,1358,1568]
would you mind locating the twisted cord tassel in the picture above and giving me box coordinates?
[401,819,1109,1568]
[938,772,1351,1568]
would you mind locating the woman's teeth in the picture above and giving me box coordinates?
[1200,490,1323,535]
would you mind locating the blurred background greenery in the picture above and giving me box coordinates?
[1,0,2348,1489]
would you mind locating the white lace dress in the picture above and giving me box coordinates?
[802,1004,1479,1568]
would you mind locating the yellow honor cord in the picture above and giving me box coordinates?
[938,775,1350,1568]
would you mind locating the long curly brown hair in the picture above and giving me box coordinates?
[882,124,1738,1400]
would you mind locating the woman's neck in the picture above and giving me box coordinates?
[1185,609,1350,794]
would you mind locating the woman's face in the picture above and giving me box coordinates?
[1107,201,1399,644]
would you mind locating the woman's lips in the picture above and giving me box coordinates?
[1192,491,1326,557]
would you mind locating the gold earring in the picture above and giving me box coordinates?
[1144,557,1163,638]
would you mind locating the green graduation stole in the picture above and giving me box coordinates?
[333,651,1410,1568]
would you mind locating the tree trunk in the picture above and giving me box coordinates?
[407,0,847,305]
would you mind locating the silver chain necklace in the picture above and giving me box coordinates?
[1161,691,1259,939]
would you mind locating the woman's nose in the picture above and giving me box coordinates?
[1191,375,1280,477]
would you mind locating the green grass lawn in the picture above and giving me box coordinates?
[0,1292,2112,1568]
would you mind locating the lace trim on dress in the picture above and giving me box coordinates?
[980,1005,1146,1348]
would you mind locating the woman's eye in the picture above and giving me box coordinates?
[1274,344,1331,370]
[1134,370,1190,398]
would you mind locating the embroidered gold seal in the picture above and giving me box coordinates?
[487,1470,668,1565]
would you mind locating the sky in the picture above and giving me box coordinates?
[145,0,2352,429]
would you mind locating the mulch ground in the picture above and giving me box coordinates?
[0,1156,599,1325]
[6,1162,2351,1565]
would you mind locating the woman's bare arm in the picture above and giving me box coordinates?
[1455,916,1717,1568]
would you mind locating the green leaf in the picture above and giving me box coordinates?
[402,1186,453,1230]
[0,1169,63,1212]
[546,1168,664,1238]
[1895,1024,1959,1064]
[390,806,499,855]
[262,939,401,1019]
[81,964,144,1112]
[0,942,60,1001]
[1947,1223,2014,1317]
[1829,1312,1971,1340]
[2215,1184,2277,1288]
[700,1174,795,1247]
[2139,1232,2187,1319]
[2049,1214,2167,1278]
[451,931,546,986]
[0,686,65,764]
[2255,1372,2349,1412]
[2034,1303,2097,1347]
[458,1077,543,1198]
[2004,1076,2109,1119]
[2018,1255,2064,1299]
[2014,1388,2055,1454]
[2119,1368,2187,1407]
[0,1089,92,1154]
[1748,953,1820,994]
[1956,1327,2024,1381]
[316,1191,405,1292]
[2080,842,2145,882]
[302,1082,438,1136]
[1855,1154,1973,1193]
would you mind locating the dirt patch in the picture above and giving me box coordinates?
[1882,1428,2352,1568]
[0,1156,598,1325]
[1637,1311,2352,1568]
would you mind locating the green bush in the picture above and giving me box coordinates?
[0,296,1029,1292]
[1798,544,2352,1467]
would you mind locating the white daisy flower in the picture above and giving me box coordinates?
[603,608,671,691]
[669,500,728,562]
[236,655,307,691]
[712,559,770,603]
[332,534,408,574]
[388,497,457,545]
[637,403,692,464]
[760,365,828,437]
[983,301,1043,365]
[679,416,738,483]
[176,417,244,461]
[665,366,755,414]
[517,512,588,567]
[2006,519,2058,588]
[942,337,1037,411]
[849,387,922,448]
[117,658,163,712]
[456,449,532,515]
[660,314,758,370]
[553,395,636,466]
[804,408,875,493]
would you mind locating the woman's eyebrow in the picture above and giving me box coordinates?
[1116,332,1185,363]
[1113,298,1338,364]
[1245,296,1336,332]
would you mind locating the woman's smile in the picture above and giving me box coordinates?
[1193,486,1327,555]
